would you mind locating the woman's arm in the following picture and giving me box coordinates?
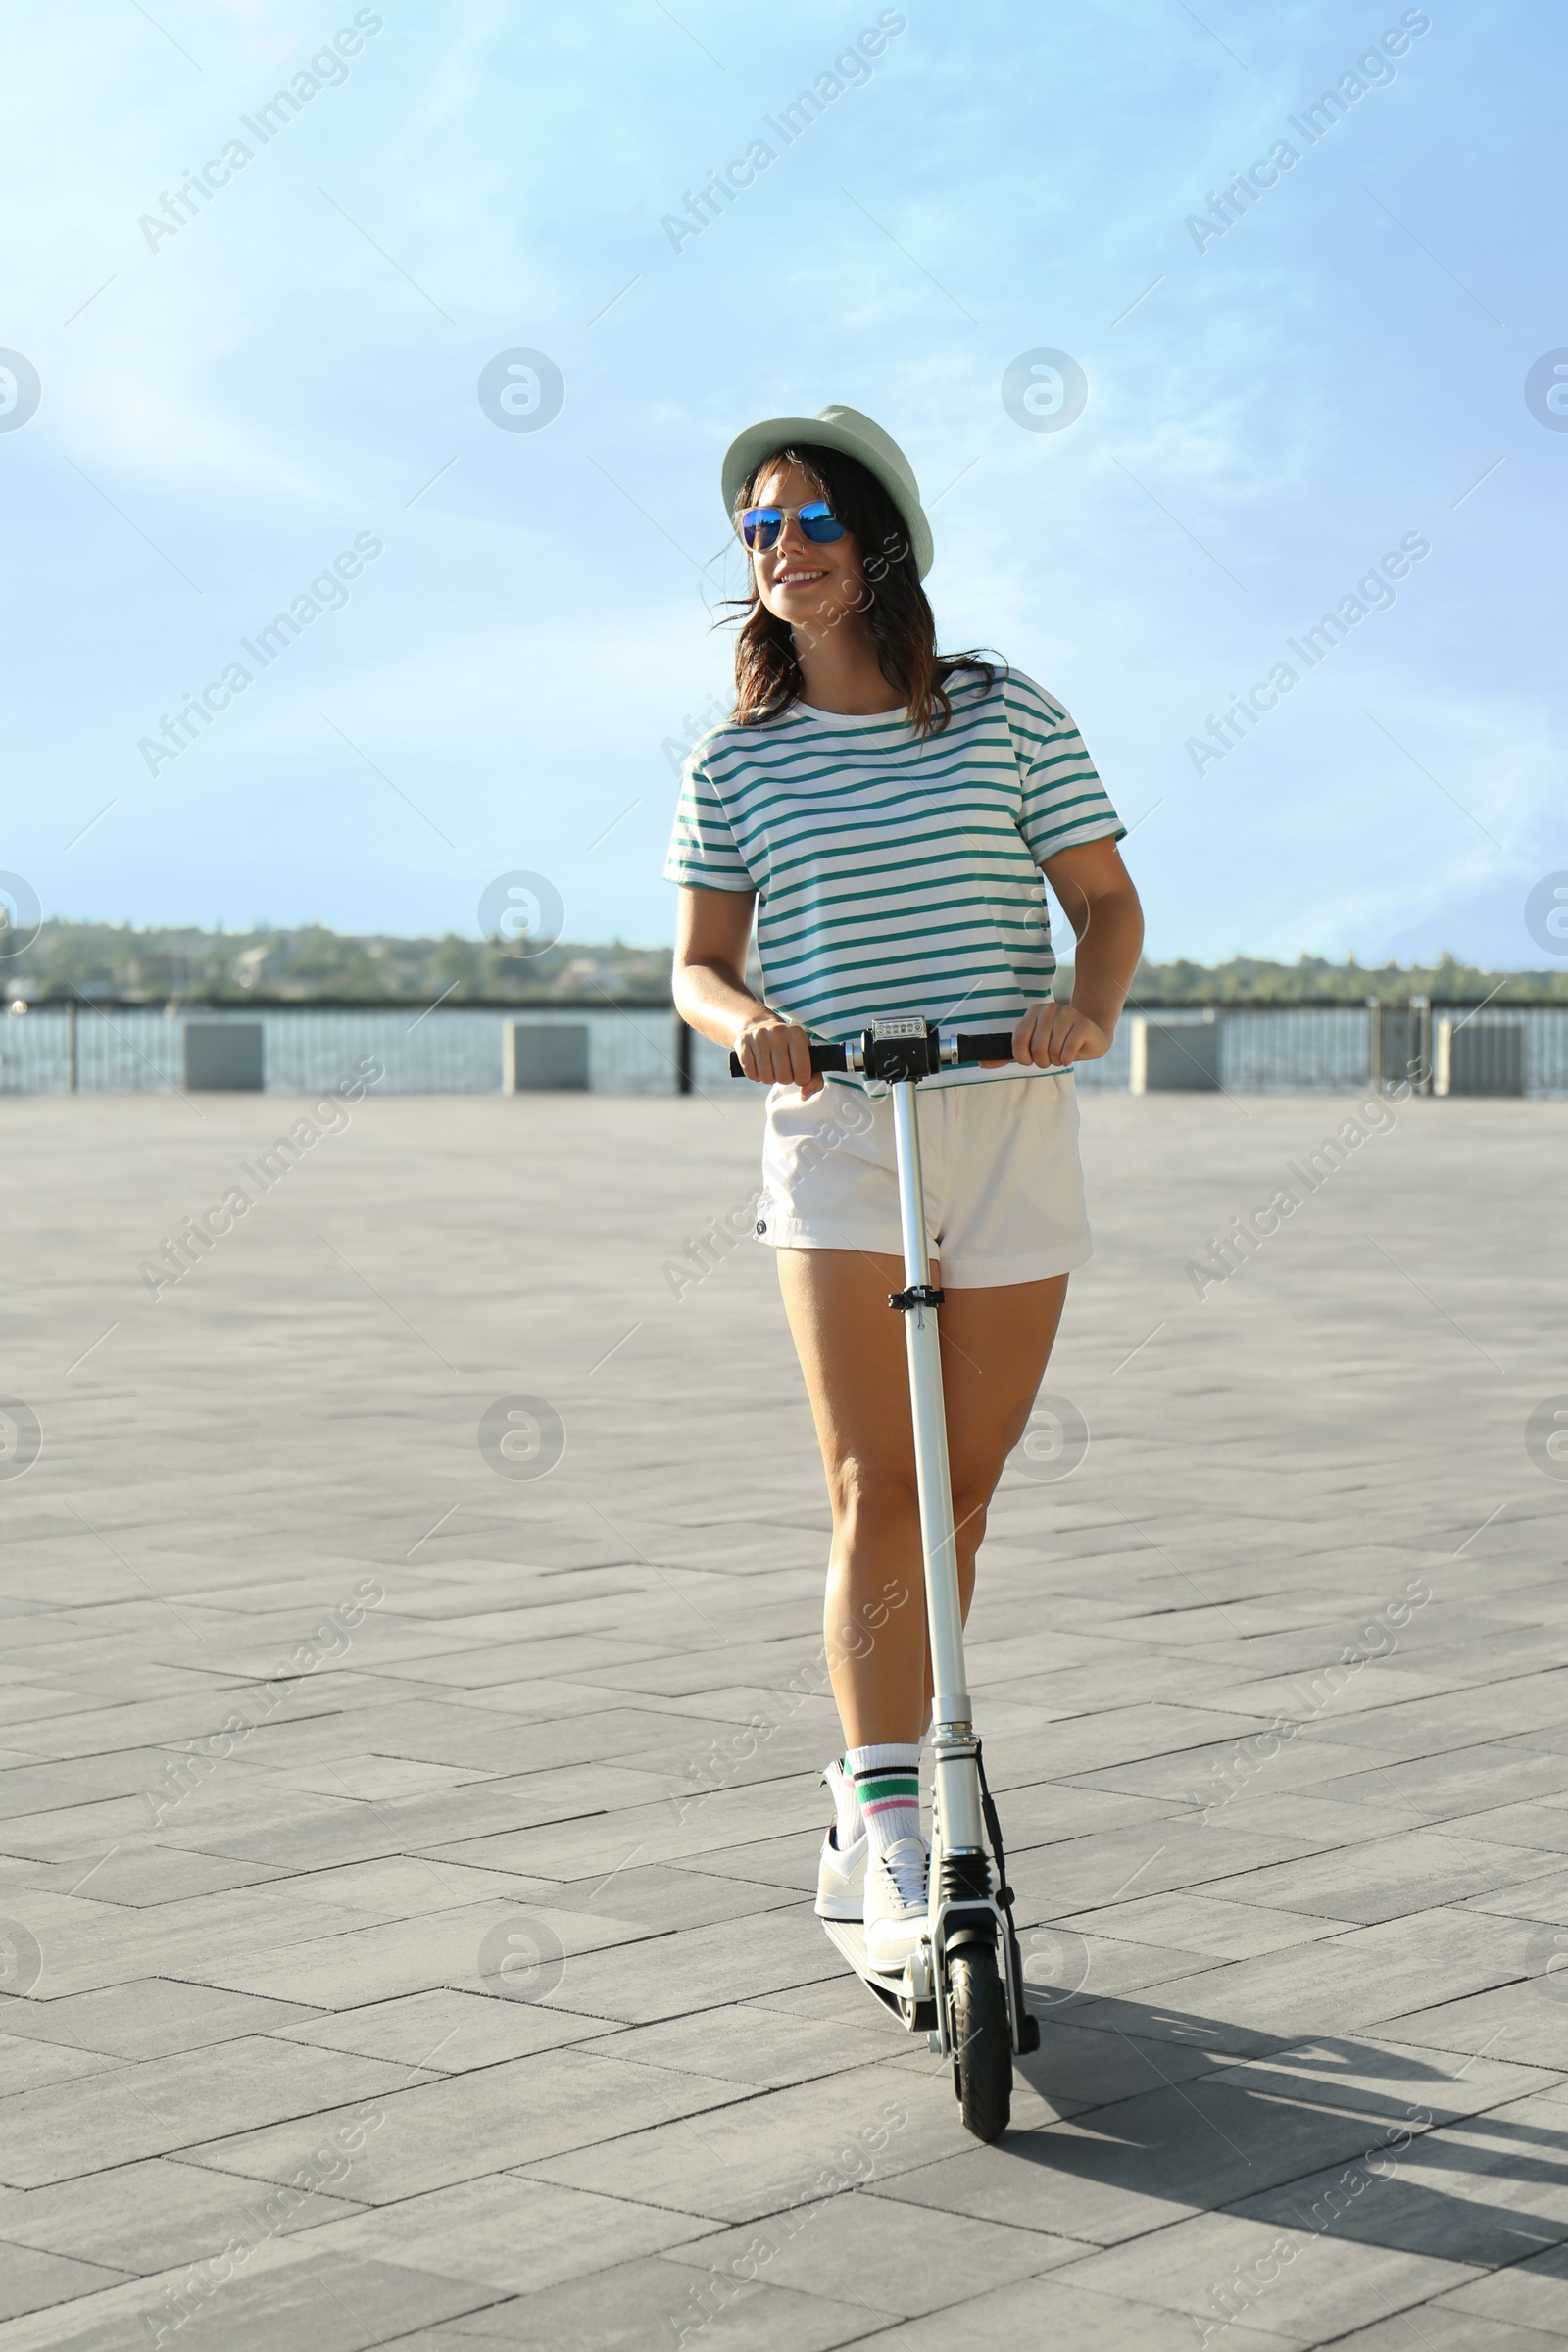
[673,884,824,1096]
[1011,837,1145,1067]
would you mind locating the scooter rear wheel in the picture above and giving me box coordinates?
[948,1948,1011,2141]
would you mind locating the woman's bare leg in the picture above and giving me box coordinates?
[775,1249,1069,1747]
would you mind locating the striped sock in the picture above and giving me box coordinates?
[847,1742,922,1859]
[829,1756,862,1850]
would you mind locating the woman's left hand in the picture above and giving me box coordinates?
[1008,1001,1111,1067]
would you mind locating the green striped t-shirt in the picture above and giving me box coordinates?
[663,666,1124,1087]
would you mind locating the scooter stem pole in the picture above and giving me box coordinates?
[889,1079,985,1853]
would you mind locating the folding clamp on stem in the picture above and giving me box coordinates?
[888,1284,945,1313]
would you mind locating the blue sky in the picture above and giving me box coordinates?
[3,0,1562,965]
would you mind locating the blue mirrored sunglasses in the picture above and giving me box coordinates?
[739,499,847,553]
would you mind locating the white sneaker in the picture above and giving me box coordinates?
[814,1760,865,1919]
[863,1836,930,1973]
[815,1824,867,1918]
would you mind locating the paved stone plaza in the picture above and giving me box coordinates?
[2,1081,1566,2349]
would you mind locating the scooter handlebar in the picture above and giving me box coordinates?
[726,1039,849,1078]
[955,1031,1025,1066]
[726,1028,1022,1079]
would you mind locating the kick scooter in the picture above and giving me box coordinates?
[730,1015,1041,2141]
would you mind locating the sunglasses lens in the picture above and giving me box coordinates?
[741,503,846,550]
[799,501,846,543]
[741,507,783,550]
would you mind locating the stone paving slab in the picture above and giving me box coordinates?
[0,2153,368,2275]
[309,2175,725,2300]
[0,1090,1564,2348]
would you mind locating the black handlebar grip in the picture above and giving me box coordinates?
[955,1031,1020,1064]
[727,1039,850,1078]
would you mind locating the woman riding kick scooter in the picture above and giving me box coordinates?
[666,404,1144,2139]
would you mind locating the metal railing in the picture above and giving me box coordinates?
[1078,1004,1378,1094]
[2,998,1564,1097]
[0,1000,693,1098]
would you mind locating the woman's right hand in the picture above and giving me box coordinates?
[733,1010,822,1097]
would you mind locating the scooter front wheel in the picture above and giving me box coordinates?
[948,1948,1011,2141]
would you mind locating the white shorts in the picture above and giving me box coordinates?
[758,1073,1092,1288]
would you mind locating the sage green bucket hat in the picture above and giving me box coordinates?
[720,403,934,580]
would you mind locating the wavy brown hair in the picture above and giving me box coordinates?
[723,442,998,738]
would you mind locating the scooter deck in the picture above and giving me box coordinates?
[821,1918,937,2034]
